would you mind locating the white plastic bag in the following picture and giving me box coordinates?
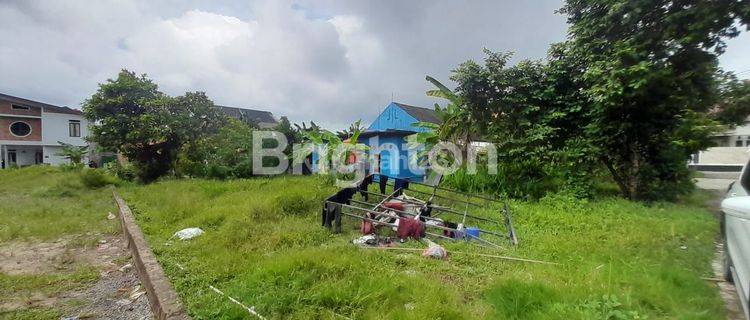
[173,227,204,240]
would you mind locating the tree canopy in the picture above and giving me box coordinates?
[84,69,225,182]
[430,0,750,200]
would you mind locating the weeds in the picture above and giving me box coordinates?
[121,175,724,319]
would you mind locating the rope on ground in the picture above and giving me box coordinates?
[209,285,267,320]
[360,246,560,265]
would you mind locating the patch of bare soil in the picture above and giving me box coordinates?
[0,235,152,319]
[0,235,120,275]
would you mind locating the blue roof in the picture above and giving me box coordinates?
[366,102,438,133]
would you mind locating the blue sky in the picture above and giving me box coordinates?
[0,1,747,130]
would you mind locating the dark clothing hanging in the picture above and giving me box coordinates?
[322,187,356,233]
[330,187,357,205]
[379,175,389,194]
[358,175,373,201]
[443,221,458,238]
[394,178,409,196]
[418,203,433,222]
[322,201,341,233]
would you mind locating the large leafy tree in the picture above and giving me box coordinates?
[445,49,597,197]
[711,74,750,126]
[559,0,749,200]
[84,69,224,182]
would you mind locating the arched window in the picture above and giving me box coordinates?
[9,121,31,137]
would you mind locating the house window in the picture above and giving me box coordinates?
[11,104,30,110]
[737,140,744,147]
[69,120,81,137]
[9,121,31,137]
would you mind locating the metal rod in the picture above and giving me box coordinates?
[349,199,507,239]
[332,202,503,243]
[370,173,504,203]
[356,189,502,224]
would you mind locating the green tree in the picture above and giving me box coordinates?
[83,69,224,182]
[434,49,597,198]
[559,0,749,200]
[711,74,750,126]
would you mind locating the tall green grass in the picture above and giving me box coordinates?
[121,176,724,319]
[0,166,119,242]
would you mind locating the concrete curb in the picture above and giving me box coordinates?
[113,190,190,320]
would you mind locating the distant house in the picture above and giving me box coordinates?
[691,119,750,172]
[0,93,89,168]
[216,105,278,128]
[359,102,440,181]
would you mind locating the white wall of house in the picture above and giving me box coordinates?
[694,147,750,165]
[41,111,88,146]
[42,145,83,165]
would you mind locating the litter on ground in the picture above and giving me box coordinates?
[172,227,204,240]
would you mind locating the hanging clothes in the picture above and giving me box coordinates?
[358,175,373,201]
[394,178,409,196]
[443,221,458,238]
[397,217,425,240]
[379,175,389,194]
[361,212,375,235]
[322,201,341,231]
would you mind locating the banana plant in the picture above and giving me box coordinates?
[406,76,474,166]
[294,120,369,174]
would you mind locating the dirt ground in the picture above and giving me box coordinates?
[0,234,152,319]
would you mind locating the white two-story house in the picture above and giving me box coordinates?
[0,93,89,169]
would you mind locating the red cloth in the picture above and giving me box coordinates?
[382,202,404,211]
[361,220,374,234]
[397,218,425,240]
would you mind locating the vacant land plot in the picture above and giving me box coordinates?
[0,167,150,320]
[121,175,724,319]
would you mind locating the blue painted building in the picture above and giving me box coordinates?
[359,102,440,181]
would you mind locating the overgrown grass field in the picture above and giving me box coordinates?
[120,175,724,319]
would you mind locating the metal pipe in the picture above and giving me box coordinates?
[356,189,502,224]
[332,202,502,242]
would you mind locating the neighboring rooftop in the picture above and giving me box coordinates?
[216,105,277,126]
[0,92,83,115]
[393,102,440,124]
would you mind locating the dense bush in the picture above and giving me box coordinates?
[176,119,259,179]
[442,161,561,200]
[104,162,137,182]
[79,169,120,189]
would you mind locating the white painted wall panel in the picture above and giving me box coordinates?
[41,112,88,146]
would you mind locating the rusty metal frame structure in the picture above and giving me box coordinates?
[322,173,518,247]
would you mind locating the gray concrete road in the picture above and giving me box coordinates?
[695,178,734,191]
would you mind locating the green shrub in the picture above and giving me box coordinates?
[206,164,231,180]
[442,161,560,200]
[104,162,137,181]
[79,169,120,189]
[232,159,253,178]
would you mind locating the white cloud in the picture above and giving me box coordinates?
[5,0,690,130]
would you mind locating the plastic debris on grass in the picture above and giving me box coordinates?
[421,240,448,260]
[172,227,204,240]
